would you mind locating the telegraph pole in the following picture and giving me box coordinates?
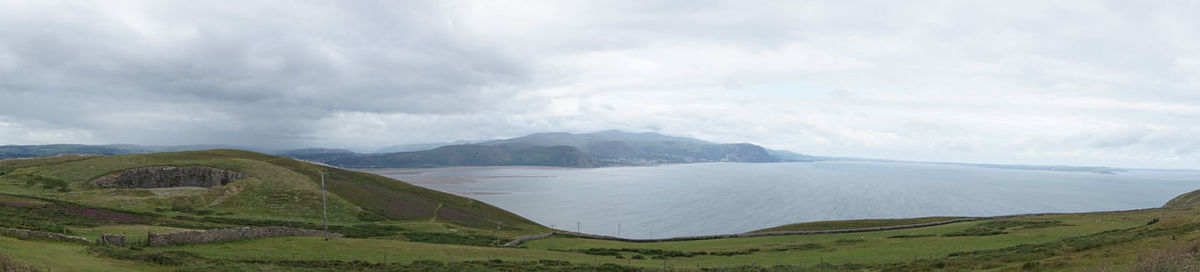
[618,224,621,237]
[321,171,329,241]
[576,222,581,233]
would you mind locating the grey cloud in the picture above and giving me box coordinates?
[0,1,533,147]
[0,1,1198,168]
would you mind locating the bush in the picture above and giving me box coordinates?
[402,232,499,247]
[889,234,936,239]
[331,224,406,238]
[0,253,40,272]
[356,211,386,222]
[88,246,205,266]
[834,238,866,245]
[1129,240,1200,272]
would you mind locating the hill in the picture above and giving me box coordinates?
[1164,188,1200,208]
[297,144,599,168]
[376,140,475,153]
[482,130,780,165]
[0,149,542,230]
[0,144,268,160]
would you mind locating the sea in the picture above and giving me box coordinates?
[373,161,1200,239]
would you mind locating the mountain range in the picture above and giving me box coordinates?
[281,130,790,168]
[0,131,1134,173]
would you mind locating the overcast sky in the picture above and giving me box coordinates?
[1,1,1198,169]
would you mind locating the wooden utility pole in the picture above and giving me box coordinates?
[321,171,329,241]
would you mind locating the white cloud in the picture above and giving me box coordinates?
[0,1,1197,168]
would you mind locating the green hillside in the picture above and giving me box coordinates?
[1164,188,1200,208]
[0,149,542,230]
[314,144,599,168]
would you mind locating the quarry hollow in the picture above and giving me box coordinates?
[90,166,248,189]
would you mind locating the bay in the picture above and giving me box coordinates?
[372,161,1200,239]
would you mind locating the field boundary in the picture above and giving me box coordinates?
[0,227,90,244]
[148,226,342,247]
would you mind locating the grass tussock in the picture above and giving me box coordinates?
[1128,240,1200,272]
[0,253,41,272]
[401,232,501,247]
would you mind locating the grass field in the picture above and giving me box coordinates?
[1,205,1196,271]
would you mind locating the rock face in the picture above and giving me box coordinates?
[90,166,248,188]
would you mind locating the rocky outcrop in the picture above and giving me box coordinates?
[147,226,342,247]
[90,166,248,188]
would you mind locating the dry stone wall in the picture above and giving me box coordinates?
[147,226,342,247]
[0,227,89,244]
[97,233,125,247]
[91,166,248,188]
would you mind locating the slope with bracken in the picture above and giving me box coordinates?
[0,149,542,231]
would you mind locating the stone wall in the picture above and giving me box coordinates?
[147,226,342,247]
[91,166,248,188]
[97,233,125,247]
[0,227,89,244]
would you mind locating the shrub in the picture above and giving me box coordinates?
[1128,240,1200,272]
[834,238,866,245]
[889,234,936,239]
[0,253,40,272]
[329,224,405,238]
[356,211,386,222]
[87,246,205,266]
[402,232,499,247]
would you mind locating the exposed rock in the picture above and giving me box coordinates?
[90,166,248,189]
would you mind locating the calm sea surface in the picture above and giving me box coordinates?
[373,162,1200,238]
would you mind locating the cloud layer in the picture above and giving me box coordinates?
[1,1,1198,168]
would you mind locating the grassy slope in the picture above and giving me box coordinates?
[0,236,163,272]
[1163,188,1200,208]
[519,210,1159,268]
[749,216,967,233]
[0,207,1194,271]
[0,149,544,233]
